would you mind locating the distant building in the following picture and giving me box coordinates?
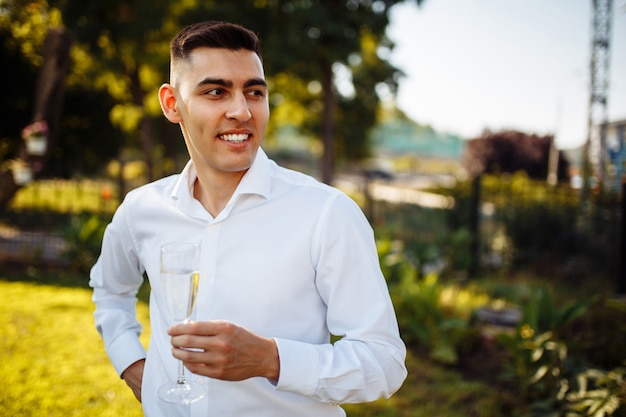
[369,119,465,160]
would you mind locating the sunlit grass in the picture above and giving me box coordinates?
[0,278,149,417]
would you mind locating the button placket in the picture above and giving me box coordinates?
[196,221,220,320]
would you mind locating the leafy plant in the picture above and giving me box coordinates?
[382,242,487,365]
[62,211,109,272]
[496,328,568,415]
[566,365,626,417]
[519,286,594,335]
[391,269,460,363]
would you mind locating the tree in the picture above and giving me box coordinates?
[2,0,425,202]
[179,0,424,183]
[52,0,178,181]
[0,8,72,208]
[259,0,424,183]
[336,27,402,163]
[461,130,571,182]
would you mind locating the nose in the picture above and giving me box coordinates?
[225,93,252,122]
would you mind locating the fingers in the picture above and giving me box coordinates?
[168,320,235,352]
[167,319,234,336]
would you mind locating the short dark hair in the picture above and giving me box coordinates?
[170,21,262,61]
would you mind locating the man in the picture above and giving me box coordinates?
[90,21,407,417]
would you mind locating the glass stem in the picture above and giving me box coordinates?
[176,317,191,385]
[177,360,186,385]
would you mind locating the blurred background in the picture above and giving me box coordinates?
[1,1,626,416]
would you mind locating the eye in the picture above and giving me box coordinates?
[204,88,225,97]
[246,89,266,99]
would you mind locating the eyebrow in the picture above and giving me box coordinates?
[196,77,267,89]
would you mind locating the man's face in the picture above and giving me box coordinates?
[166,47,269,178]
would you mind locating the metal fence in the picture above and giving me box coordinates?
[0,179,118,267]
[1,176,624,293]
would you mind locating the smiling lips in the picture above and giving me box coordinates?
[220,133,250,143]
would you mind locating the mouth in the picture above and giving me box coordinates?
[219,133,250,143]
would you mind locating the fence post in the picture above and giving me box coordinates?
[469,174,482,278]
[617,181,626,295]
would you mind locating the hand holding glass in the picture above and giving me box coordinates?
[157,242,204,404]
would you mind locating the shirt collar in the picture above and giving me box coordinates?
[170,159,196,202]
[170,147,272,204]
[233,147,272,200]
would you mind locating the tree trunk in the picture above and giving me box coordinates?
[320,58,335,185]
[0,28,72,209]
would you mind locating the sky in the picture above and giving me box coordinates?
[387,0,626,150]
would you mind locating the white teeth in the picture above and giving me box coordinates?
[221,134,249,143]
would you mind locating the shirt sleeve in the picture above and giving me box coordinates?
[89,199,147,377]
[273,193,407,403]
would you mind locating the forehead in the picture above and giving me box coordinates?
[172,47,265,88]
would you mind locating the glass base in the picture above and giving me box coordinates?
[157,380,205,404]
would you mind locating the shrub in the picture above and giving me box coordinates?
[381,240,489,364]
[62,212,109,273]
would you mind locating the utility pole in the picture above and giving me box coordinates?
[582,0,613,196]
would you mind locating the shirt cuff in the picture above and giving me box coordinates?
[273,338,320,396]
[107,331,147,377]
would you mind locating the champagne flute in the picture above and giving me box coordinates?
[157,242,205,404]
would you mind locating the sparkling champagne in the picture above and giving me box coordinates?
[161,270,200,322]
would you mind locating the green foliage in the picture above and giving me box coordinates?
[566,365,626,417]
[9,179,119,215]
[479,173,580,262]
[518,286,594,336]
[487,284,626,417]
[392,270,466,364]
[459,173,622,281]
[497,329,572,415]
[52,87,126,178]
[381,242,488,364]
[496,328,626,417]
[374,201,450,278]
[560,298,626,370]
[62,212,109,273]
[442,227,473,273]
[3,0,422,186]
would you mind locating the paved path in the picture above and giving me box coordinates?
[0,225,68,265]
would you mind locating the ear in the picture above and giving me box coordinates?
[158,83,182,123]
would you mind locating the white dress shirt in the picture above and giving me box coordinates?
[90,148,407,417]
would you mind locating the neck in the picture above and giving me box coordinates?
[193,170,246,217]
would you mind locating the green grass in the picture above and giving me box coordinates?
[0,270,501,417]
[343,352,503,417]
[0,276,149,417]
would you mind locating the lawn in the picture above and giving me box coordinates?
[0,271,501,417]
[0,275,148,417]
